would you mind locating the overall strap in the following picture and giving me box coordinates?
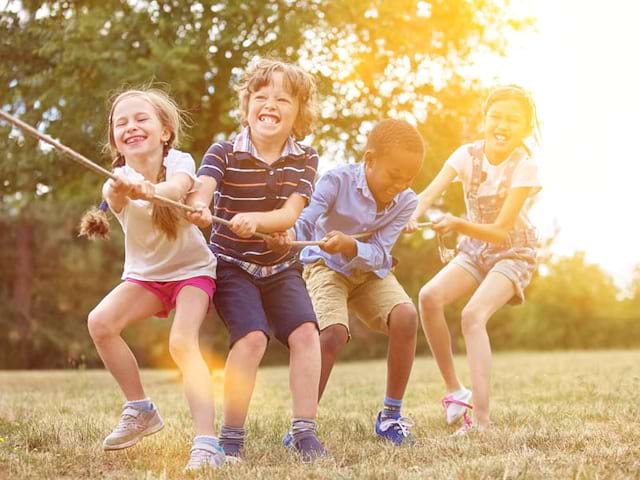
[496,146,527,199]
[468,141,485,196]
[466,141,485,222]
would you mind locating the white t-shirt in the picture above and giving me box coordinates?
[445,143,542,229]
[445,144,542,199]
[111,149,216,281]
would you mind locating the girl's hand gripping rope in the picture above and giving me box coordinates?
[432,213,460,235]
[185,202,213,228]
[128,179,156,201]
[106,174,133,199]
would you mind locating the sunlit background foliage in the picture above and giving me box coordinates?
[1,0,638,368]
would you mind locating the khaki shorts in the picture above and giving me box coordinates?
[303,260,413,336]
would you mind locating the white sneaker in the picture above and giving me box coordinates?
[184,443,226,472]
[102,405,164,450]
[441,387,473,425]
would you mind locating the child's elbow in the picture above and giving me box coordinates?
[282,206,303,229]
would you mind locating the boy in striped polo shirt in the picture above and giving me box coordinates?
[187,59,325,461]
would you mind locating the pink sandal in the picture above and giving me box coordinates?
[441,388,473,425]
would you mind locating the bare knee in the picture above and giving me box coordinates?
[288,322,319,350]
[169,333,199,364]
[87,308,119,343]
[233,331,268,360]
[388,303,418,339]
[320,325,348,357]
[460,306,488,337]
[419,284,445,316]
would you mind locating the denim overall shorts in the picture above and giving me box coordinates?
[451,141,538,304]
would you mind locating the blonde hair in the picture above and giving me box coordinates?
[238,58,317,140]
[79,87,186,240]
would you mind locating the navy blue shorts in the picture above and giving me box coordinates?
[213,259,318,347]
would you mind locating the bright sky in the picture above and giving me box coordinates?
[485,0,639,287]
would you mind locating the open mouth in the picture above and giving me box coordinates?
[124,135,146,145]
[258,114,279,125]
[494,133,510,144]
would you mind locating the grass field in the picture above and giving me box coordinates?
[1,351,639,479]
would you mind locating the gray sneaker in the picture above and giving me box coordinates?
[184,443,226,472]
[102,405,164,450]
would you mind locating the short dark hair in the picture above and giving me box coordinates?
[365,119,425,158]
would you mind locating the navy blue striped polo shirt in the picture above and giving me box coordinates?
[198,127,318,269]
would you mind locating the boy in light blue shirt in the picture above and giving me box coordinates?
[272,119,424,445]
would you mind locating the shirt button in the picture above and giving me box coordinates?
[269,171,275,176]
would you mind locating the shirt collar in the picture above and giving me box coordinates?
[355,162,368,191]
[233,126,305,162]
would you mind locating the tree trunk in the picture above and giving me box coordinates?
[14,218,34,366]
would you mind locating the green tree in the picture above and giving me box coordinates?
[1,0,533,367]
[493,252,628,349]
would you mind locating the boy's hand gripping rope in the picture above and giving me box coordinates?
[0,111,433,246]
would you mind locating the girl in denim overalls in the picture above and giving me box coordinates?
[407,86,541,434]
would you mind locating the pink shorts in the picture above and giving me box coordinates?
[125,276,216,318]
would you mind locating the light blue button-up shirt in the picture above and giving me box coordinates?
[294,163,418,278]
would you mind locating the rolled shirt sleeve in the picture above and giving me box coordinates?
[295,172,338,242]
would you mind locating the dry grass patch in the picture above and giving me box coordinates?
[1,351,639,479]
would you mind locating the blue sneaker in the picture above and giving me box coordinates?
[374,410,414,445]
[291,430,327,463]
[219,438,243,460]
[282,430,294,450]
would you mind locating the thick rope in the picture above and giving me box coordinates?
[0,111,432,247]
[0,110,270,240]
[294,222,433,247]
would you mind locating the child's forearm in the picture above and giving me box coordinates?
[102,181,127,212]
[186,176,217,207]
[414,189,438,219]
[154,172,195,202]
[253,208,299,233]
[253,194,306,233]
[453,218,511,244]
[452,186,530,243]
[413,165,457,219]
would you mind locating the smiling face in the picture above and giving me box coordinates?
[110,95,170,163]
[246,71,300,150]
[483,98,532,163]
[365,148,423,207]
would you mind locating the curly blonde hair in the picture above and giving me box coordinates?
[237,58,317,140]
